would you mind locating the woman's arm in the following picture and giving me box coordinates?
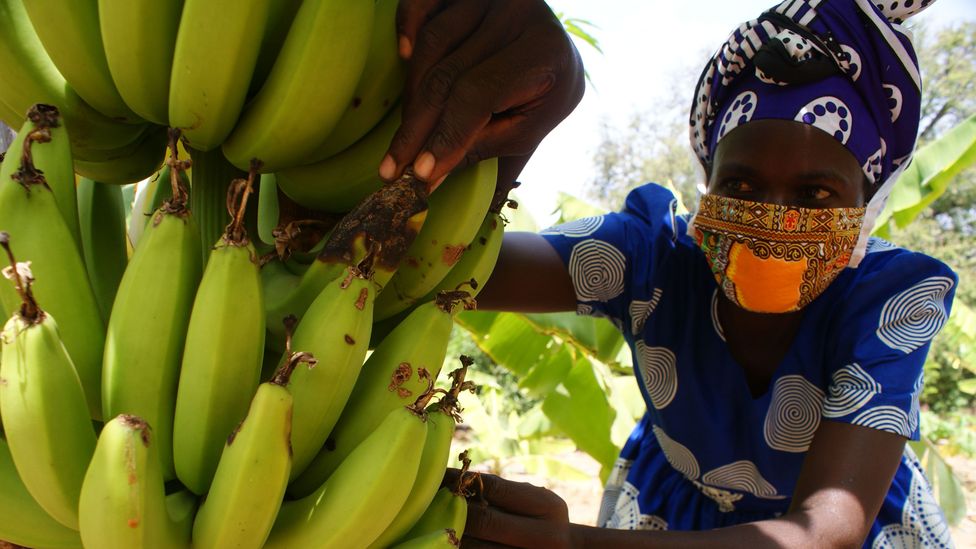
[475,232,577,313]
[460,421,906,548]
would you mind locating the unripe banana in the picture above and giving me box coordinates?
[22,0,140,121]
[98,0,185,124]
[0,235,97,530]
[0,0,147,153]
[310,0,405,161]
[257,173,280,246]
[72,124,169,185]
[77,178,129,323]
[275,104,399,213]
[402,454,477,541]
[0,437,83,549]
[0,106,105,419]
[222,0,375,171]
[174,172,265,495]
[103,139,202,480]
[392,529,461,549]
[370,359,475,548]
[78,414,193,549]
[374,159,498,321]
[289,294,471,497]
[169,0,274,150]
[248,0,302,98]
[265,402,429,549]
[191,348,311,549]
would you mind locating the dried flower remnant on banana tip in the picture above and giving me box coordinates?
[0,232,42,324]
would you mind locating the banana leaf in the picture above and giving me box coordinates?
[908,438,968,526]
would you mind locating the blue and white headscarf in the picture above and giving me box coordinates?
[689,0,935,267]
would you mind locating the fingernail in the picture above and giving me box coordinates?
[414,152,435,180]
[428,173,449,193]
[398,36,412,58]
[379,154,396,180]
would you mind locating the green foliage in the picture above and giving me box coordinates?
[909,436,970,526]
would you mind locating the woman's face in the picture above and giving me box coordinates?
[705,119,868,209]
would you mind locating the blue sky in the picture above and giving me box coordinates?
[516,0,976,225]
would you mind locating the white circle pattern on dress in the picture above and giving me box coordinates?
[840,44,863,81]
[630,289,663,335]
[652,425,701,480]
[540,216,605,238]
[876,276,954,354]
[717,91,758,141]
[597,458,634,528]
[822,363,882,418]
[638,515,669,531]
[903,456,954,548]
[711,289,726,342]
[795,96,854,144]
[701,460,780,498]
[636,341,678,409]
[606,481,641,529]
[568,239,627,302]
[764,375,825,453]
[577,303,593,316]
[852,405,912,437]
[867,237,900,254]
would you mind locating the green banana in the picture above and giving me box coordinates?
[99,0,185,124]
[257,173,280,246]
[310,0,405,161]
[289,293,471,497]
[374,159,498,320]
[284,265,375,480]
[247,0,303,98]
[0,106,105,419]
[167,490,200,538]
[0,234,97,530]
[0,0,147,153]
[0,437,83,549]
[370,359,475,548]
[72,123,168,185]
[275,103,400,213]
[22,0,140,122]
[265,401,430,549]
[128,163,181,250]
[77,178,129,323]
[222,0,375,171]
[174,172,265,495]
[78,414,193,549]
[102,138,202,481]
[169,0,274,151]
[191,345,311,549]
[263,174,429,352]
[392,529,461,549]
[402,453,477,541]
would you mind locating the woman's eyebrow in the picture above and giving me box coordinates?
[795,169,852,184]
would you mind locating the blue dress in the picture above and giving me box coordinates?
[539,183,958,548]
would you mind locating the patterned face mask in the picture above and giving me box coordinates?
[693,194,866,313]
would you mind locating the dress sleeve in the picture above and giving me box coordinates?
[539,183,682,331]
[821,250,958,441]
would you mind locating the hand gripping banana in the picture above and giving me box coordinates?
[275,103,400,213]
[265,394,431,549]
[102,131,202,481]
[169,0,273,151]
[21,0,140,122]
[78,415,193,549]
[73,124,169,185]
[0,0,147,153]
[173,166,265,495]
[289,291,474,497]
[0,437,83,549]
[98,0,185,124]
[402,452,478,542]
[392,529,461,549]
[77,178,129,323]
[374,159,498,321]
[192,328,314,549]
[263,174,428,353]
[309,0,405,162]
[370,358,476,549]
[222,0,375,171]
[0,235,97,530]
[0,106,105,419]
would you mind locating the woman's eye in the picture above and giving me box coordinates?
[807,187,833,200]
[723,180,753,193]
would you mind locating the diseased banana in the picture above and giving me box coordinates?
[222,0,375,171]
[77,178,129,323]
[0,234,97,530]
[174,167,265,495]
[78,414,193,549]
[102,132,202,481]
[98,0,185,124]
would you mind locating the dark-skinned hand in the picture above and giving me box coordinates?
[443,468,575,548]
[379,0,586,193]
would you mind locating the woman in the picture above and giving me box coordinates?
[382,0,957,547]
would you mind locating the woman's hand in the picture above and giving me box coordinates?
[379,0,585,192]
[444,469,575,548]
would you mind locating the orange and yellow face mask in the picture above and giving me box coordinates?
[693,194,866,314]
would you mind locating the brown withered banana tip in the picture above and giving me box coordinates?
[271,219,331,261]
[0,232,42,324]
[434,289,477,313]
[223,159,262,244]
[10,106,60,192]
[159,128,191,215]
[490,179,521,214]
[319,170,429,273]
